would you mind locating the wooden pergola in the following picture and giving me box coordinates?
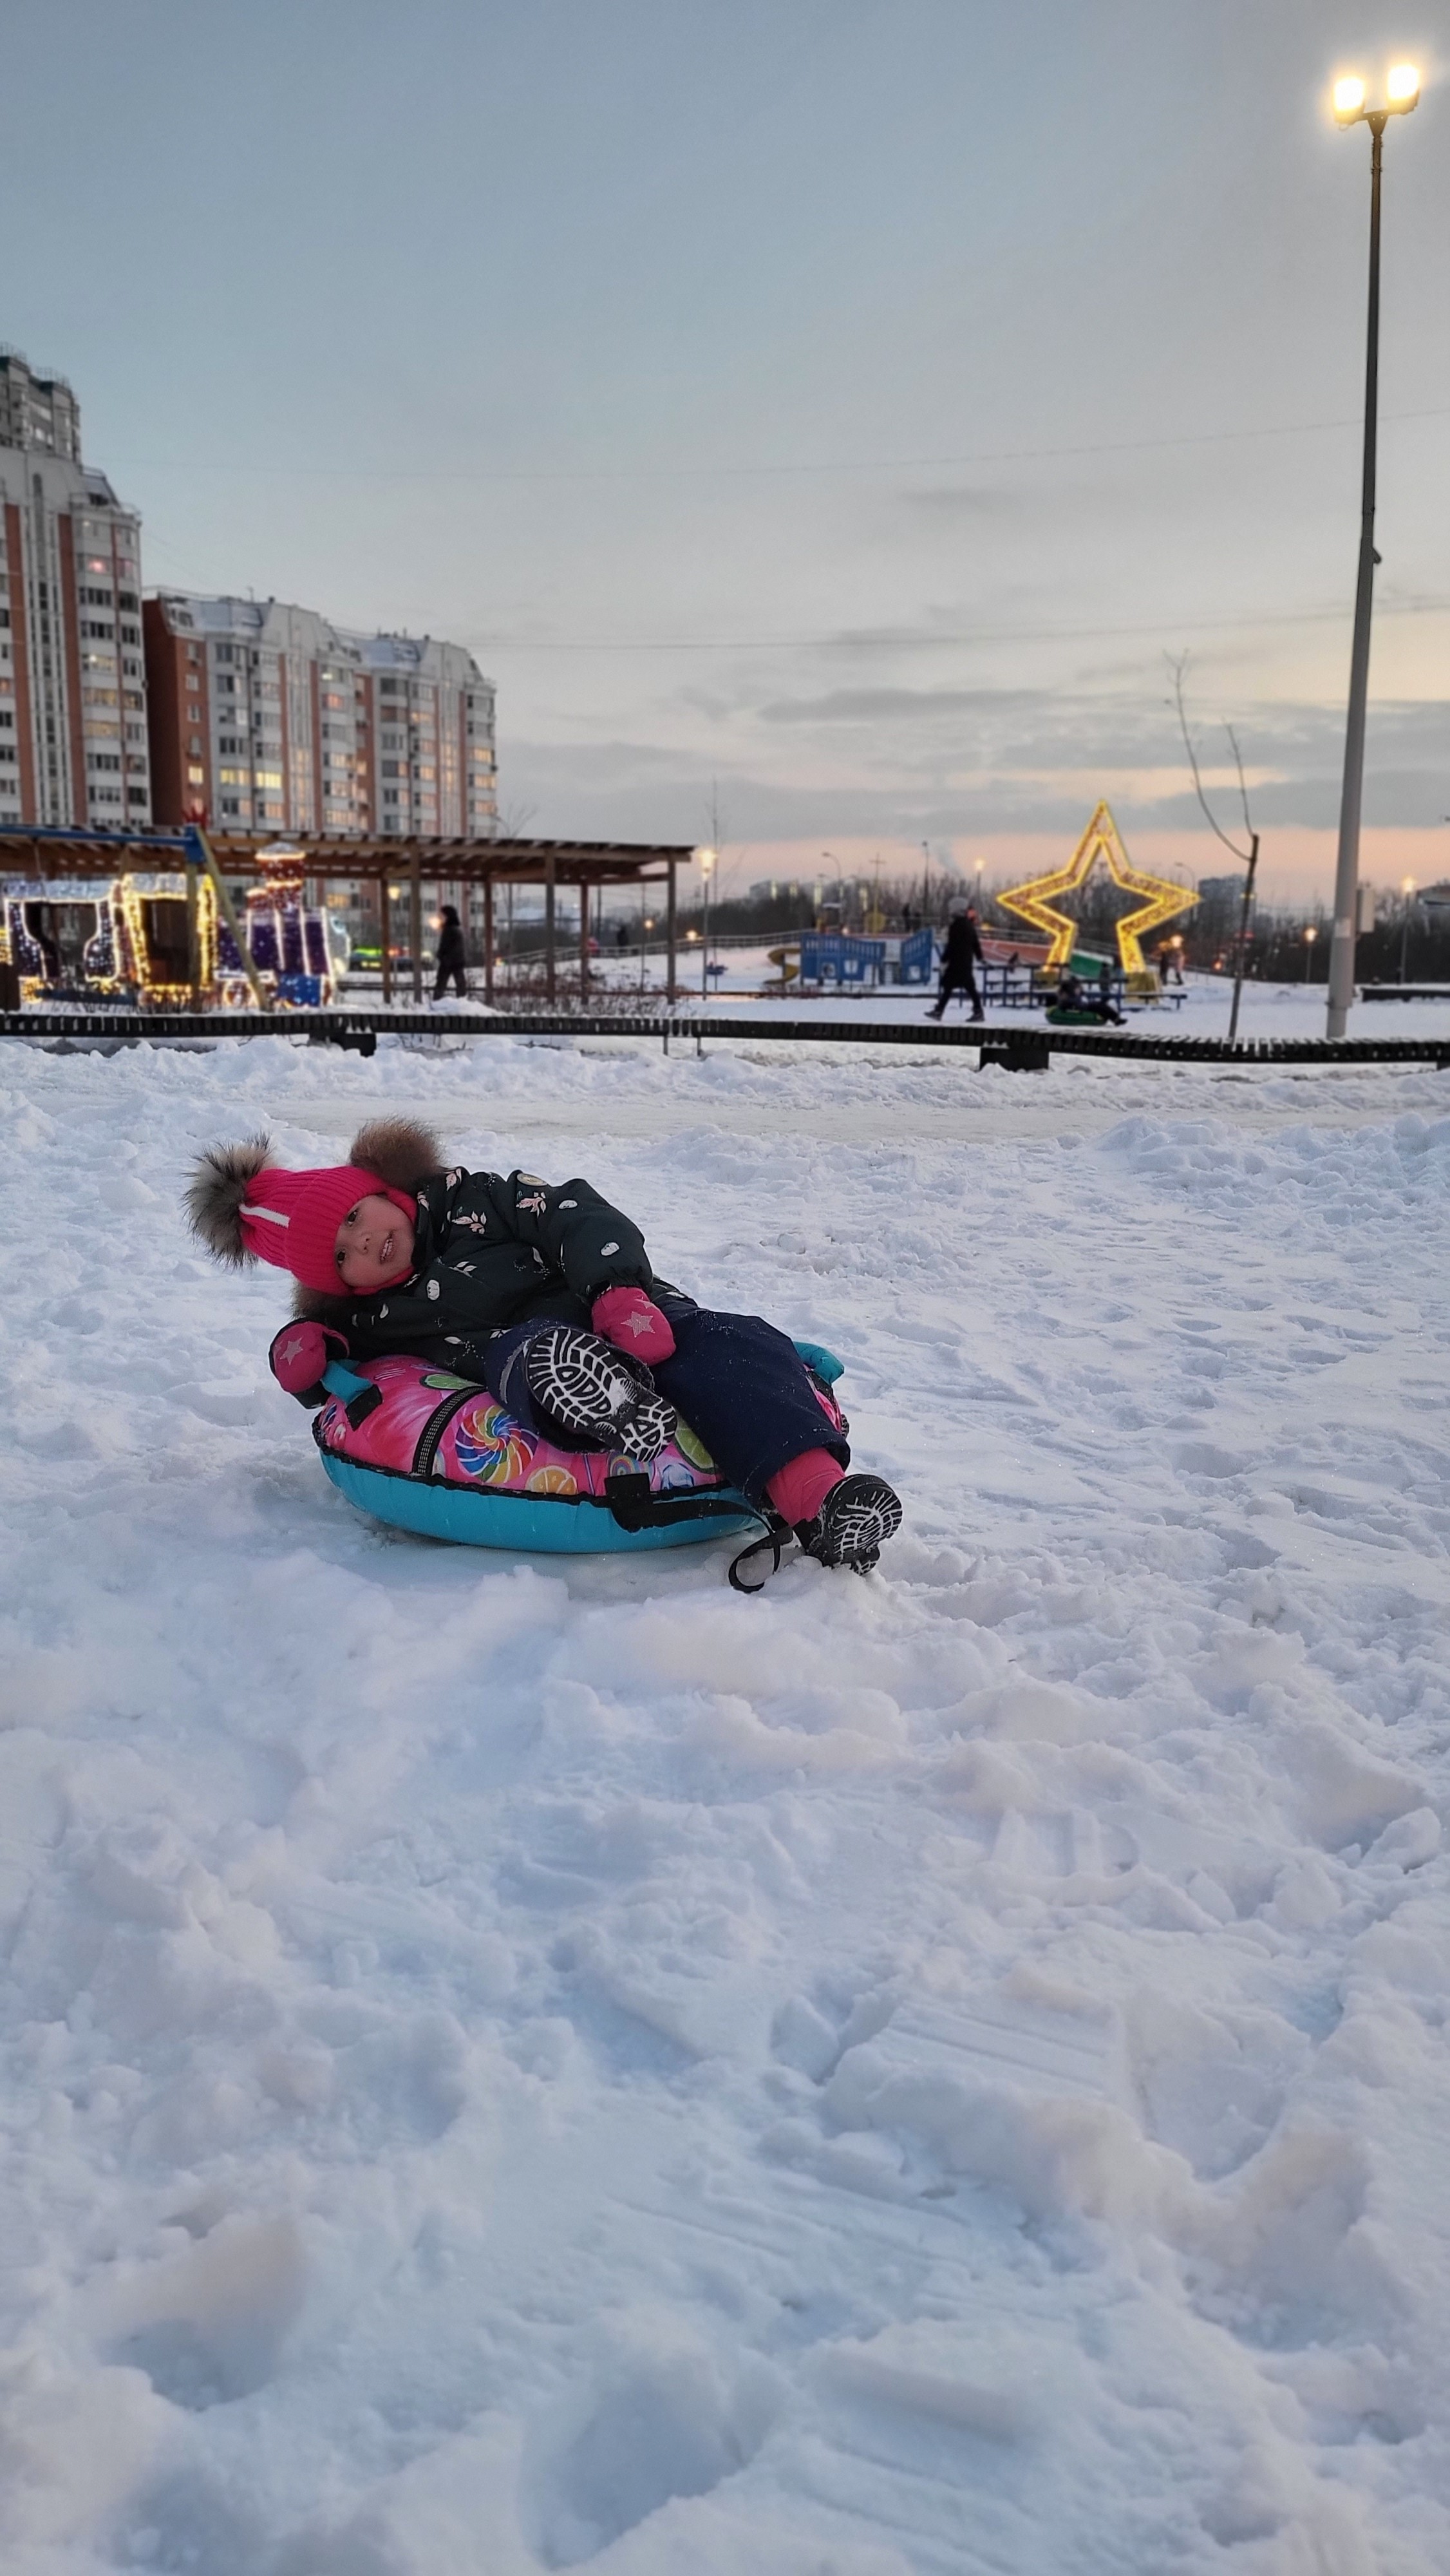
[0,826,695,1003]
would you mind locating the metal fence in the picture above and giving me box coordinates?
[5,1003,1448,1070]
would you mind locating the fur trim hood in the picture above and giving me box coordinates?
[185,1133,277,1267]
[186,1119,444,1287]
[346,1118,444,1196]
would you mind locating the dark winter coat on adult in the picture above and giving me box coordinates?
[432,907,468,998]
[943,913,984,974]
[435,911,467,972]
[928,909,985,1019]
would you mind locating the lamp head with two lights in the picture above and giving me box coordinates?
[1333,64,1420,123]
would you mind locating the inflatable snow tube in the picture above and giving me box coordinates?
[312,1353,795,1555]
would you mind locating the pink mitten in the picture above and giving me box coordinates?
[590,1285,675,1363]
[269,1318,346,1401]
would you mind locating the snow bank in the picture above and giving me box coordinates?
[1,1028,1447,2573]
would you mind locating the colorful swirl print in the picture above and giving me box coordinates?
[453,1402,534,1486]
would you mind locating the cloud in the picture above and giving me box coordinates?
[896,483,1022,518]
[502,687,1447,845]
[758,685,1040,725]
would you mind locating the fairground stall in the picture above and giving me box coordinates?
[0,824,695,1009]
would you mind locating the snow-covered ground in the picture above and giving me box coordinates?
[3,1021,1449,2575]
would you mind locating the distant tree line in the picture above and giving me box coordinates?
[1181,880,1450,984]
[596,867,1450,985]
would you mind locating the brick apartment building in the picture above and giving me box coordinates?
[144,591,497,939]
[0,348,151,828]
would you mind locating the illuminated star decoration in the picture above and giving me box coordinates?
[996,800,1199,975]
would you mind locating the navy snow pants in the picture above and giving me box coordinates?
[482,1298,849,1503]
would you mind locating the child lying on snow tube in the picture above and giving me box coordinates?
[186,1117,902,1578]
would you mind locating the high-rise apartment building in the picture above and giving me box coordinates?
[144,592,496,842]
[0,351,151,829]
[0,350,82,464]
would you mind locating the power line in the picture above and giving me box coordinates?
[106,404,1450,489]
[464,596,1450,655]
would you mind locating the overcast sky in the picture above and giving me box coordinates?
[7,0,1447,898]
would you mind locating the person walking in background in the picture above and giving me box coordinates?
[432,904,468,1001]
[927,899,984,1021]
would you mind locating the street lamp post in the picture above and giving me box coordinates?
[1399,875,1417,983]
[1326,62,1420,1040]
[697,845,715,999]
[1304,923,1318,983]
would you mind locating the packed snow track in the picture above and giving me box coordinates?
[1,1026,1448,2575]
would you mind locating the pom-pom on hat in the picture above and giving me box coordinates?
[186,1136,415,1293]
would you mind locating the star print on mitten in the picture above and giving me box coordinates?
[590,1285,675,1363]
[268,1318,347,1400]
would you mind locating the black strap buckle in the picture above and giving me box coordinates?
[604,1471,759,1537]
[727,1513,795,1594]
[604,1471,656,1530]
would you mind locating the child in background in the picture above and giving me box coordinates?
[187,1117,902,1575]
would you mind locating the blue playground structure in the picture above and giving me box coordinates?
[798,927,934,988]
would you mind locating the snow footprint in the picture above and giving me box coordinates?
[989,1806,1135,1879]
[522,2320,780,2566]
[1126,1991,1308,2180]
[770,1981,896,2084]
[93,2211,306,2410]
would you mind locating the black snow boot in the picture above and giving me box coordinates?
[796,1472,903,1575]
[523,1325,677,1463]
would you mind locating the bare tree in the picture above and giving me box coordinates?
[494,798,538,841]
[1170,654,1259,1044]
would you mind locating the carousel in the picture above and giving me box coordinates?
[1,842,345,1009]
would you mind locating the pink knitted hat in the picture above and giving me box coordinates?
[237,1164,415,1293]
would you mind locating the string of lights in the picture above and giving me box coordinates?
[996,802,1199,977]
